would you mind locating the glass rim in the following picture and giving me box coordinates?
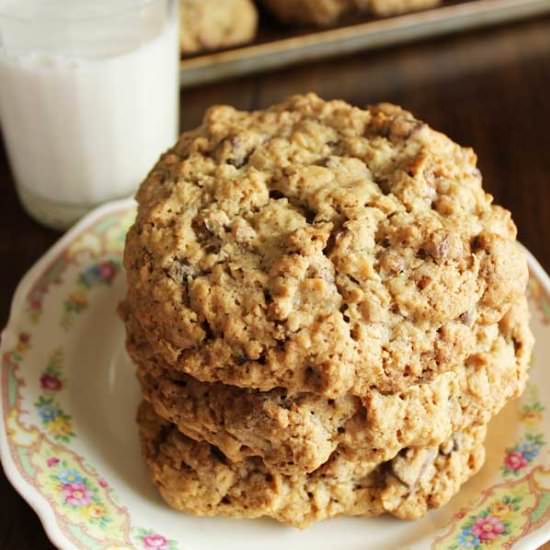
[0,0,164,23]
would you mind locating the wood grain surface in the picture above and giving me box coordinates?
[1,14,550,549]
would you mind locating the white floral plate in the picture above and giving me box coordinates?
[1,198,550,550]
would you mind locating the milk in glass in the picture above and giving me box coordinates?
[0,0,179,229]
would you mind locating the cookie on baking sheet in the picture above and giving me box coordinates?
[261,0,369,26]
[260,0,440,26]
[138,401,486,527]
[180,0,258,54]
[123,93,529,399]
[127,295,530,476]
[369,0,440,16]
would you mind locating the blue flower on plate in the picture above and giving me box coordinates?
[517,442,540,462]
[57,468,84,485]
[79,261,118,287]
[457,527,481,548]
[35,400,59,422]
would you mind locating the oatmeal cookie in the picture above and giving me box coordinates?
[138,401,486,527]
[369,0,441,16]
[261,0,369,26]
[369,0,440,16]
[129,296,530,475]
[180,0,258,54]
[123,94,529,398]
[261,0,439,26]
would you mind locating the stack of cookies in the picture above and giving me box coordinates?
[121,94,533,527]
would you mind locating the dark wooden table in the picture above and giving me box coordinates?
[1,14,550,549]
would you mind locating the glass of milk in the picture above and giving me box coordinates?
[0,0,179,230]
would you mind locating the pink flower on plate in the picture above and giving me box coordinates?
[505,450,528,471]
[98,478,109,488]
[143,534,169,549]
[47,457,60,468]
[40,373,62,391]
[99,261,117,282]
[63,482,92,507]
[471,516,505,541]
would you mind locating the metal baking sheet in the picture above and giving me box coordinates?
[179,0,550,87]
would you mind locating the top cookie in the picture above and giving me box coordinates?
[123,93,528,398]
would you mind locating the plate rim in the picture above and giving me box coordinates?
[1,197,549,550]
[0,197,135,550]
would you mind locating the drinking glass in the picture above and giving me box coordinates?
[0,0,179,229]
